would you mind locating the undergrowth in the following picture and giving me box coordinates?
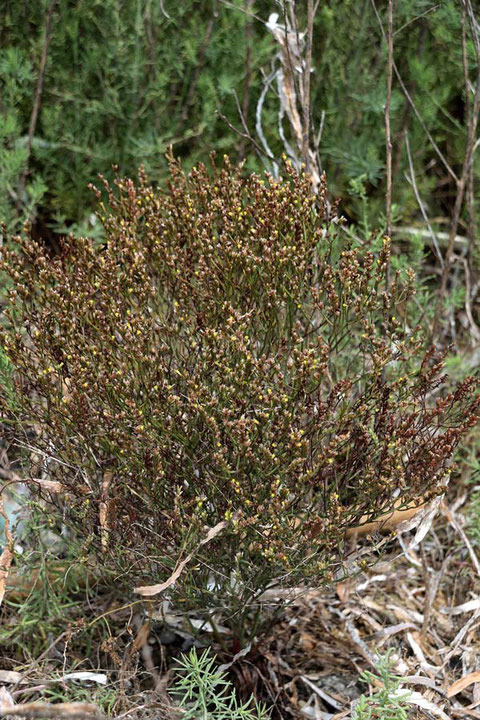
[354,650,411,720]
[171,648,268,720]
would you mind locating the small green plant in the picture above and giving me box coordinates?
[0,344,16,412]
[354,650,411,720]
[0,499,103,660]
[171,648,268,720]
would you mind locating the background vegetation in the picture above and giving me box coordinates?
[2,0,478,241]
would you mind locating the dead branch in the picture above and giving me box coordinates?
[0,703,103,720]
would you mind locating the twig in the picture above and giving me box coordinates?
[461,256,480,340]
[393,225,466,249]
[0,485,14,608]
[301,0,314,170]
[255,69,279,174]
[462,5,478,296]
[432,0,480,337]
[385,0,393,246]
[217,104,270,164]
[237,0,254,159]
[404,132,443,267]
[393,4,440,36]
[383,0,394,296]
[218,0,264,24]
[442,501,480,577]
[370,0,458,183]
[134,519,229,597]
[16,0,57,217]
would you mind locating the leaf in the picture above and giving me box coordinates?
[0,672,23,685]
[447,671,480,698]
[0,688,15,712]
[134,519,228,597]
[62,673,107,686]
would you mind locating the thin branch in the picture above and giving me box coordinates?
[404,132,444,268]
[370,0,458,183]
[462,4,477,275]
[0,704,103,720]
[16,0,57,217]
[217,100,271,165]
[393,4,440,37]
[385,0,394,287]
[255,68,279,174]
[237,0,254,159]
[301,0,314,170]
[218,0,264,24]
[432,0,480,336]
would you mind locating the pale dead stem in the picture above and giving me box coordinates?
[219,1,322,189]
[301,0,314,171]
[99,470,113,552]
[0,486,14,608]
[237,0,254,160]
[404,133,444,267]
[272,1,321,188]
[134,518,228,597]
[372,0,480,343]
[441,500,480,577]
[385,0,394,269]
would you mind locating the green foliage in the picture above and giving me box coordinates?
[310,0,478,225]
[0,44,44,230]
[354,650,411,720]
[171,648,268,720]
[0,344,16,411]
[1,159,478,626]
[0,499,100,658]
[1,0,478,240]
[1,0,272,233]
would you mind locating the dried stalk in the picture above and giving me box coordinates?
[385,0,394,245]
[301,0,314,170]
[0,703,103,720]
[371,0,458,184]
[462,5,477,280]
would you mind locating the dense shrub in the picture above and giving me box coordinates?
[1,157,478,609]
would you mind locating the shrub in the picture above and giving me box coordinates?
[0,157,478,614]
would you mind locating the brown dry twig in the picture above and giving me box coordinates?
[0,703,104,720]
[385,0,394,249]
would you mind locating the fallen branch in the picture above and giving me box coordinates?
[0,703,103,720]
